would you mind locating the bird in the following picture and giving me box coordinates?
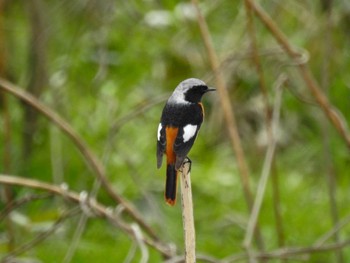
[156,78,215,206]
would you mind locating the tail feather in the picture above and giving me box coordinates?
[165,164,177,206]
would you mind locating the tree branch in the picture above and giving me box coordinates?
[1,207,80,261]
[0,78,158,241]
[0,174,173,258]
[244,0,350,148]
[243,74,286,252]
[191,0,265,249]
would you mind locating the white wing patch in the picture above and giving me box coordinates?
[157,123,162,141]
[183,124,197,143]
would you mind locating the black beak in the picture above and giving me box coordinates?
[206,87,216,92]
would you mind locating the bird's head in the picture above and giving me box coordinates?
[168,78,215,104]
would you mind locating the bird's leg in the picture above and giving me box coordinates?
[182,157,192,173]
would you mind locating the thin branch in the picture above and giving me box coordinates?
[0,1,14,251]
[131,223,149,263]
[63,94,168,262]
[1,207,80,262]
[223,239,350,262]
[180,161,196,263]
[244,0,350,148]
[0,78,158,241]
[109,94,168,137]
[123,241,138,263]
[191,0,252,203]
[191,0,265,249]
[0,174,173,258]
[244,0,286,252]
[1,91,15,251]
[0,193,53,222]
[284,84,319,106]
[270,164,285,249]
[315,213,350,246]
[243,0,269,107]
[62,210,90,263]
[256,239,350,260]
[243,74,286,250]
[319,1,343,261]
[22,0,49,159]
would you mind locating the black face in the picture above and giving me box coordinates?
[184,85,212,103]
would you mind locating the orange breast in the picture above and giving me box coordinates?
[165,126,178,164]
[198,102,205,117]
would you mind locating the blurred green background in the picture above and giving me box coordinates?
[1,0,350,262]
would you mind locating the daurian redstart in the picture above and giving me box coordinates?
[157,78,215,206]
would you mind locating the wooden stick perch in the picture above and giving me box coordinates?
[180,160,196,263]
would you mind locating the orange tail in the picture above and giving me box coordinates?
[165,164,177,206]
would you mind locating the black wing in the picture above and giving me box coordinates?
[173,124,201,170]
[173,103,204,169]
[157,123,166,168]
[158,102,204,170]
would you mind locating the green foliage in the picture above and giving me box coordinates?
[1,0,350,262]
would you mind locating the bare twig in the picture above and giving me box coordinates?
[0,78,158,240]
[180,161,196,263]
[0,193,53,222]
[1,90,15,253]
[315,213,350,246]
[131,223,149,263]
[109,94,168,137]
[62,210,90,263]
[191,0,252,204]
[223,239,350,262]
[243,0,269,107]
[22,0,48,159]
[243,75,286,252]
[270,164,285,249]
[244,0,350,148]
[0,174,173,258]
[123,241,138,263]
[1,207,81,262]
[244,0,286,253]
[256,239,350,260]
[191,0,265,249]
[63,94,168,262]
[0,0,15,251]
[319,2,343,262]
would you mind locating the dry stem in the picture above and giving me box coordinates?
[0,78,158,241]
[244,0,350,148]
[243,75,286,253]
[191,0,265,249]
[180,161,196,263]
[0,174,173,258]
